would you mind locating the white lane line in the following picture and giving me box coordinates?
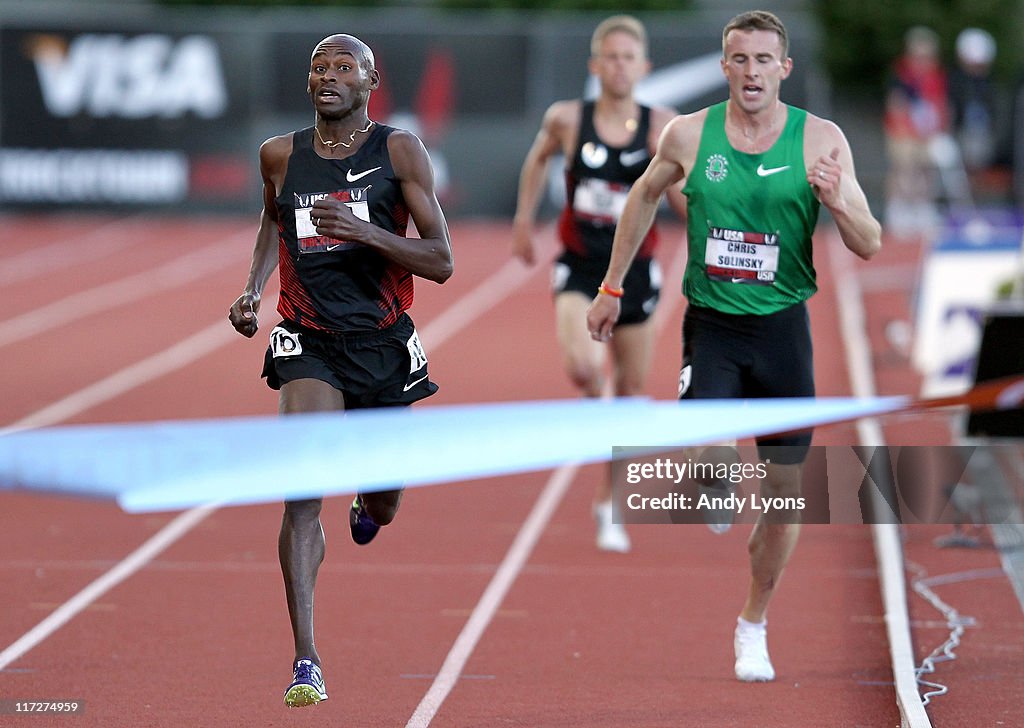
[419,257,538,347]
[0,217,146,286]
[405,232,690,727]
[0,231,253,345]
[405,463,578,728]
[0,503,221,671]
[827,230,933,728]
[2,321,238,435]
[416,227,559,347]
[0,225,550,674]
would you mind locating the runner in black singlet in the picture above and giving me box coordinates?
[512,15,686,553]
[227,33,452,709]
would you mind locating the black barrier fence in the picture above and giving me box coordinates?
[610,445,1024,526]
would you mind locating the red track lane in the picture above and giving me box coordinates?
[1,215,1012,727]
[846,236,1023,727]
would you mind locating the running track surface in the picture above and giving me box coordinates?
[0,215,1019,726]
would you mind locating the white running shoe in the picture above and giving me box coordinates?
[734,618,775,682]
[593,501,631,553]
[699,483,735,534]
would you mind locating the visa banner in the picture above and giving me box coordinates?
[0,26,253,209]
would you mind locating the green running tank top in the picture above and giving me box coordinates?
[682,102,819,315]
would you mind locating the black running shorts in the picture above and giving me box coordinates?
[551,250,660,326]
[679,302,814,464]
[261,313,438,409]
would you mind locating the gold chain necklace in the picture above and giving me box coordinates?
[315,120,374,149]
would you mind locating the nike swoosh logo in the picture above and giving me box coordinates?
[346,166,382,182]
[619,149,649,167]
[731,277,747,284]
[756,164,789,177]
[403,374,428,392]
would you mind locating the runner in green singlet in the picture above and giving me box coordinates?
[587,10,881,683]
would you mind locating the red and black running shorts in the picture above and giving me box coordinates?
[261,313,437,410]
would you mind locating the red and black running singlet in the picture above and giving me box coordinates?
[276,124,413,333]
[557,101,658,260]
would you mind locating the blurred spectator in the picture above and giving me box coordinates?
[883,26,949,237]
[949,28,998,175]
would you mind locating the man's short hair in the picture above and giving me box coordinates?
[722,10,789,59]
[312,34,375,73]
[591,15,648,57]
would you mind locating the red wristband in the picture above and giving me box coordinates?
[598,282,624,298]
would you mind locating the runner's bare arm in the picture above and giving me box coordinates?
[805,117,881,260]
[650,107,689,225]
[587,115,693,341]
[512,100,578,265]
[229,135,288,337]
[604,114,694,290]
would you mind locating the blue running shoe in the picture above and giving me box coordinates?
[349,495,380,545]
[284,659,328,707]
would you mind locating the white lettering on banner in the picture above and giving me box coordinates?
[29,33,227,119]
[0,148,188,203]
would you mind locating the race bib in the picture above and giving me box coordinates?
[402,330,430,393]
[551,262,571,294]
[269,326,302,358]
[407,330,428,373]
[294,189,370,254]
[704,227,780,285]
[678,363,692,397]
[573,177,630,225]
